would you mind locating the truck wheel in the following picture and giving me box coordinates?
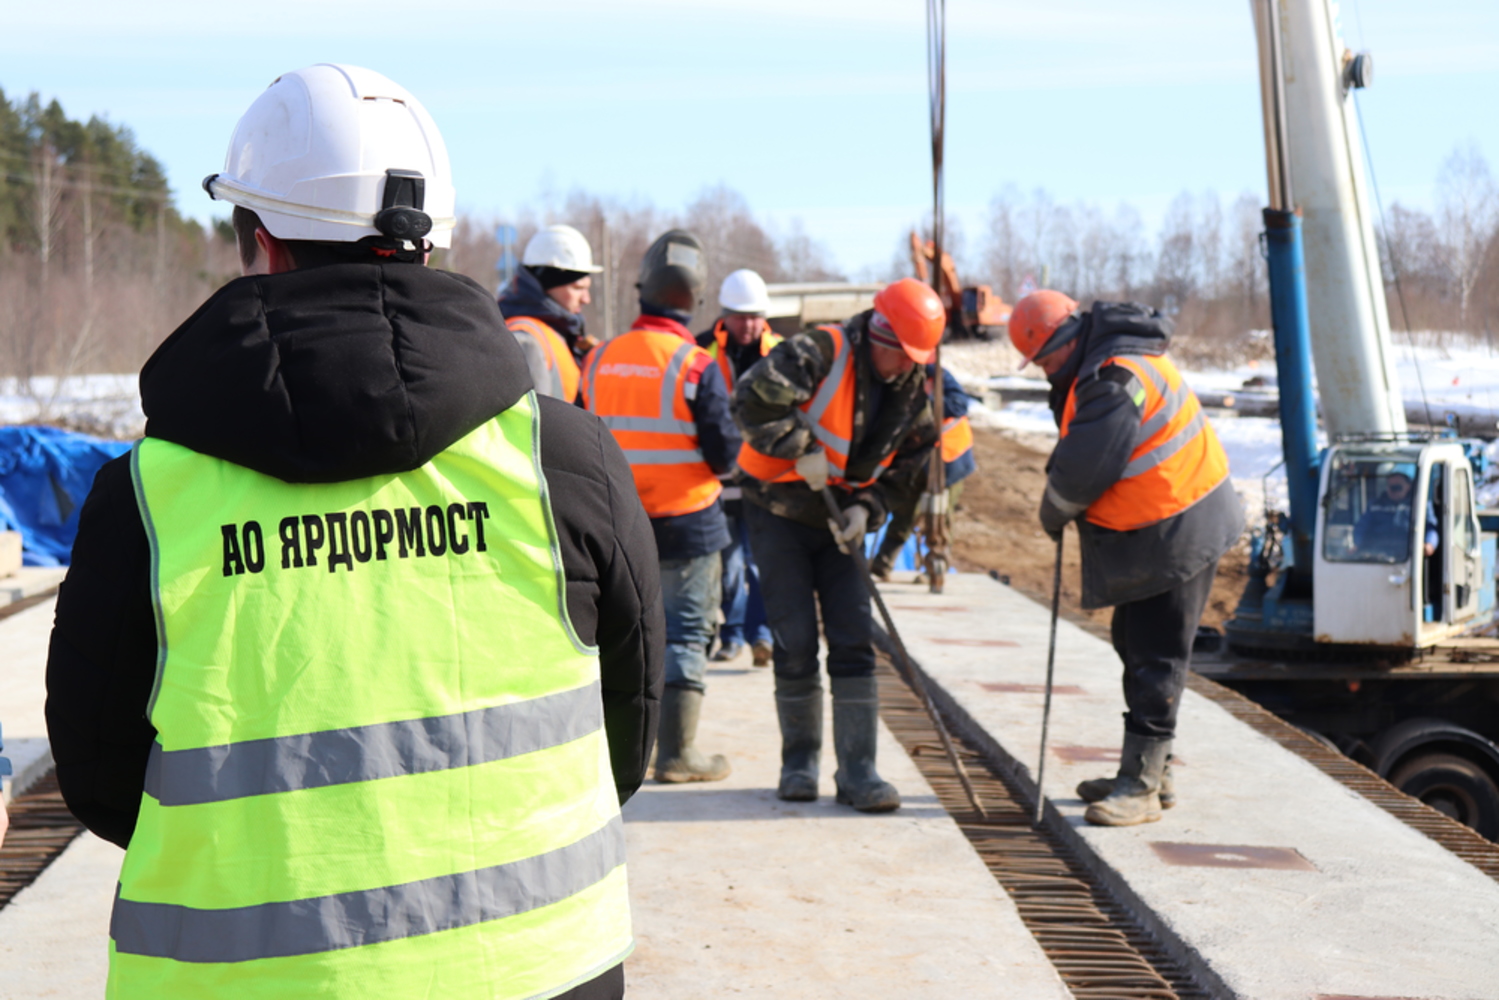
[1389,753,1499,840]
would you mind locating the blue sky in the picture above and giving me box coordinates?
[4,0,1496,276]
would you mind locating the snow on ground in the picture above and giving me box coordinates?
[8,336,1499,512]
[942,335,1499,525]
[0,375,143,440]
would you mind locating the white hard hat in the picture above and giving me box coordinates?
[205,64,456,249]
[522,224,603,273]
[719,269,771,314]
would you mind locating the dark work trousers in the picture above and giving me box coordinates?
[744,502,875,680]
[1110,558,1219,740]
[560,962,624,1000]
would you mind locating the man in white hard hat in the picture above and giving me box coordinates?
[45,64,659,1000]
[500,224,604,402]
[696,269,780,666]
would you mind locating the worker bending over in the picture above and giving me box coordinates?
[1011,291,1242,827]
[500,223,603,402]
[584,230,741,783]
[46,65,662,1000]
[870,365,977,581]
[697,269,781,666]
[733,278,942,812]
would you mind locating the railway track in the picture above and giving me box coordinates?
[875,654,1213,1000]
[0,773,86,912]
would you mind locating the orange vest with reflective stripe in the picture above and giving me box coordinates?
[705,321,782,392]
[508,316,581,403]
[940,415,974,464]
[582,329,722,518]
[1060,354,1229,532]
[737,325,896,489]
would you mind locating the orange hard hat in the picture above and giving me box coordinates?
[872,278,945,363]
[1008,290,1080,367]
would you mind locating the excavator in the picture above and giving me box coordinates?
[1193,0,1499,840]
[908,232,1011,340]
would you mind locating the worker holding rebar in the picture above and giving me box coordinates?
[732,277,943,812]
[583,230,741,784]
[45,65,660,1000]
[499,223,604,402]
[870,365,976,581]
[697,269,782,667]
[1010,290,1243,827]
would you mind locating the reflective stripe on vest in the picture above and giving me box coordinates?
[115,395,632,999]
[1059,354,1230,532]
[581,330,722,518]
[706,321,782,392]
[736,325,895,488]
[508,316,581,402]
[940,415,974,464]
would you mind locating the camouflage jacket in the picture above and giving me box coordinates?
[731,310,937,530]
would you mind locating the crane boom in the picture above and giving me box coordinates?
[1255,0,1404,437]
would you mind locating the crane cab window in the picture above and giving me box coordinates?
[1323,457,1419,564]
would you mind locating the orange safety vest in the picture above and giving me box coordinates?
[704,321,782,392]
[737,325,896,488]
[1060,354,1229,532]
[582,328,722,518]
[940,414,974,464]
[508,316,581,403]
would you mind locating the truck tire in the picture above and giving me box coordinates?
[1389,752,1499,840]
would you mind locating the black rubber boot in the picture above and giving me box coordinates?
[830,676,901,813]
[1077,755,1176,809]
[774,676,822,801]
[654,686,731,783]
[1084,733,1170,826]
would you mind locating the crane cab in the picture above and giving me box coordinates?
[1314,441,1494,648]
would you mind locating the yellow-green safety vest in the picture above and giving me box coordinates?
[112,392,632,999]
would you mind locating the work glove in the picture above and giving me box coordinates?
[795,449,831,492]
[829,503,870,556]
[1038,491,1072,543]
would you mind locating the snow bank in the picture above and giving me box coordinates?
[0,375,144,440]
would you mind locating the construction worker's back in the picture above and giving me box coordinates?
[582,323,722,518]
[45,65,661,1000]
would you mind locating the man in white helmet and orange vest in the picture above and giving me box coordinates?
[500,224,603,402]
[583,230,742,785]
[1010,290,1243,827]
[696,269,781,666]
[733,277,944,813]
[45,64,661,1000]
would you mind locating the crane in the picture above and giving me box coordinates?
[1198,0,1499,840]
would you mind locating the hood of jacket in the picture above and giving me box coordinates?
[1048,300,1173,413]
[140,263,533,484]
[498,266,585,343]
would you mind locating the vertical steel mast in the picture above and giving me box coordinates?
[924,0,950,593]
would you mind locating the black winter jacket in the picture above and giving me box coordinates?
[45,262,665,850]
[1045,302,1244,608]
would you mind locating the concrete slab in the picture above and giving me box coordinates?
[0,586,1068,998]
[884,573,1499,1000]
[622,650,1069,999]
[0,567,65,608]
[0,832,119,999]
[0,595,55,740]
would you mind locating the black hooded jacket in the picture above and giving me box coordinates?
[1044,301,1243,608]
[44,263,665,850]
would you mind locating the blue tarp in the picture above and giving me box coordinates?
[0,426,132,566]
